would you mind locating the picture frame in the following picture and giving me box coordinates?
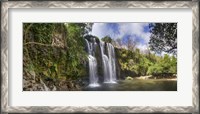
[1,1,199,113]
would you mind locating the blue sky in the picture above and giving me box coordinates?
[91,23,151,51]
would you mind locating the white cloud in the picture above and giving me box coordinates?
[91,23,106,38]
[118,23,150,43]
[137,44,148,52]
[119,23,146,36]
[91,23,119,39]
[91,23,151,50]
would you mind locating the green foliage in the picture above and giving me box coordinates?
[65,23,88,78]
[147,54,177,76]
[170,56,177,74]
[147,64,163,75]
[101,36,113,43]
[116,47,177,77]
[23,23,55,44]
[126,76,133,80]
[23,23,90,81]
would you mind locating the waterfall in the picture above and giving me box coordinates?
[100,41,110,83]
[107,43,117,83]
[100,41,117,83]
[85,39,100,87]
[85,38,117,87]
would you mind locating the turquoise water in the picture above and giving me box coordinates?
[84,79,177,91]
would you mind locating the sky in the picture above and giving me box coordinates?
[91,23,151,52]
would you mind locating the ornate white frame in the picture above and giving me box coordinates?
[1,1,199,113]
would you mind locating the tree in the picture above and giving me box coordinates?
[169,56,177,74]
[114,38,122,48]
[101,36,112,43]
[127,37,137,51]
[149,23,177,54]
[84,23,93,36]
[65,23,89,78]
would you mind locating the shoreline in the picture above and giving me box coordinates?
[133,75,177,80]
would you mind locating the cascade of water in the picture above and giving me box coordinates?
[100,41,110,82]
[85,39,100,87]
[100,41,117,83]
[106,43,117,83]
[85,39,91,55]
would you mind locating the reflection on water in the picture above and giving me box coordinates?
[83,79,177,91]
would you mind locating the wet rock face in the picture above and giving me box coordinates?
[52,33,65,48]
[49,77,89,91]
[23,69,88,91]
[95,43,104,82]
[23,71,44,91]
